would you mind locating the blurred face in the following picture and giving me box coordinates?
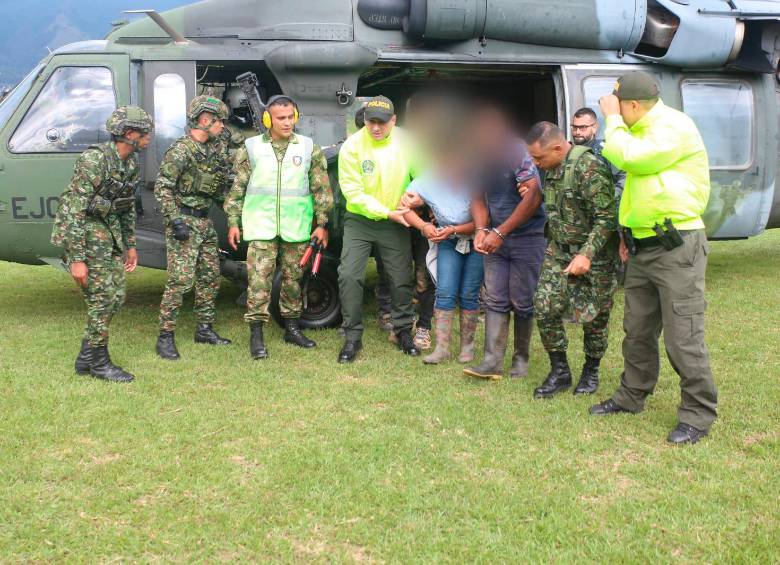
[268,103,296,139]
[570,115,598,144]
[528,139,568,171]
[367,116,396,141]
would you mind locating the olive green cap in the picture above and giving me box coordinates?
[613,71,660,101]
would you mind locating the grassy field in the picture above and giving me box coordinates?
[1,231,779,563]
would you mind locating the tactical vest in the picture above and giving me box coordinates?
[181,138,230,198]
[242,135,314,242]
[544,145,593,243]
[86,143,137,219]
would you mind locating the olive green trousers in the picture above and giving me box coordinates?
[612,229,717,432]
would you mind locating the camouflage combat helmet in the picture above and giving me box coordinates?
[106,106,154,136]
[188,95,228,123]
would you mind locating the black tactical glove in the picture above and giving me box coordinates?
[171,218,190,241]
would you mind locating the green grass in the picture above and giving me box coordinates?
[1,231,779,563]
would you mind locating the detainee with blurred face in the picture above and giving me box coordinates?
[464,105,546,381]
[401,97,483,365]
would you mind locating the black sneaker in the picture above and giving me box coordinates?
[589,399,631,416]
[667,423,708,445]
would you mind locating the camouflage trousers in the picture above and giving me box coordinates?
[80,231,126,347]
[245,238,309,324]
[534,247,618,359]
[159,217,220,332]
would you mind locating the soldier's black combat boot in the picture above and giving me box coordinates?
[509,316,534,378]
[75,338,91,375]
[283,318,316,348]
[463,311,510,381]
[89,345,134,383]
[396,328,420,356]
[534,351,572,398]
[194,323,231,345]
[156,331,180,360]
[250,322,268,359]
[574,356,601,395]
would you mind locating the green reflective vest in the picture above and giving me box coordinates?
[602,100,710,239]
[242,134,314,242]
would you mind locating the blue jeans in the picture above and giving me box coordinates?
[435,238,484,311]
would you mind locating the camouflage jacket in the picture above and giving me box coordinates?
[221,122,259,164]
[154,134,232,222]
[225,132,333,229]
[51,142,138,262]
[543,146,617,260]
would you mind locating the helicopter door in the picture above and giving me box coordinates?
[561,64,774,239]
[135,61,196,238]
[0,53,130,264]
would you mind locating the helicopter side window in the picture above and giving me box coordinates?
[581,76,619,132]
[153,73,187,166]
[682,81,753,169]
[8,66,116,154]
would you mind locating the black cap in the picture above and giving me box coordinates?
[613,71,660,101]
[363,96,395,122]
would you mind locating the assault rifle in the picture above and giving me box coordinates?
[236,71,267,133]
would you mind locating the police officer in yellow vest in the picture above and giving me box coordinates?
[590,71,717,445]
[225,95,333,359]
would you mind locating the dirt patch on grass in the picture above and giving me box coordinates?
[275,527,380,563]
[88,453,122,466]
[229,454,261,469]
[743,431,777,446]
[135,486,168,507]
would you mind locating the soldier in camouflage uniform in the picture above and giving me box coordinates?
[225,95,333,359]
[526,121,619,398]
[154,95,234,360]
[51,106,154,382]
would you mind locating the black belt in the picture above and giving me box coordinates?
[635,229,695,249]
[180,205,210,218]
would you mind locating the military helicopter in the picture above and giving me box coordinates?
[1,0,779,328]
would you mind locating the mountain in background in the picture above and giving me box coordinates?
[0,0,191,87]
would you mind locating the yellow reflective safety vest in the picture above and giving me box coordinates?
[242,134,314,242]
[602,100,710,239]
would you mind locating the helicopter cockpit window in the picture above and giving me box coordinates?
[9,66,115,154]
[0,64,43,131]
[153,73,187,165]
[682,81,753,169]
